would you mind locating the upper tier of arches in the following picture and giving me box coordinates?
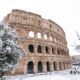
[5,9,65,38]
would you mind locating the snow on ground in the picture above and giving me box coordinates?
[6,66,80,80]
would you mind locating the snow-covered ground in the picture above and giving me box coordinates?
[5,66,80,80]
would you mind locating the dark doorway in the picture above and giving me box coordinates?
[53,62,57,71]
[52,47,54,54]
[27,61,34,73]
[59,62,62,70]
[46,62,50,72]
[45,46,49,53]
[37,45,42,53]
[38,61,43,72]
[28,44,34,53]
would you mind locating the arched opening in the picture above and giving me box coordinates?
[27,61,34,73]
[45,46,49,53]
[53,62,57,71]
[46,62,50,72]
[50,36,53,41]
[28,44,34,53]
[52,47,54,54]
[37,32,41,39]
[38,61,43,73]
[44,34,47,40]
[57,48,60,55]
[37,45,42,53]
[29,31,34,37]
[59,62,62,70]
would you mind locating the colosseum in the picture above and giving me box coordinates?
[4,9,71,75]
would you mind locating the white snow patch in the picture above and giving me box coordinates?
[5,67,80,80]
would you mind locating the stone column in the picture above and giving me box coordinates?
[56,62,59,70]
[61,62,64,70]
[43,62,47,73]
[34,32,37,38]
[41,33,44,40]
[65,63,68,69]
[34,44,37,54]
[34,62,38,74]
[50,62,53,72]
[42,45,45,54]
[24,64,27,74]
[26,29,29,38]
[54,47,57,55]
[24,62,27,74]
[26,43,29,55]
[49,46,52,54]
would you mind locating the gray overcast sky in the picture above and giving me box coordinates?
[0,0,80,55]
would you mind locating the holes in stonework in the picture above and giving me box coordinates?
[46,62,50,72]
[44,34,47,40]
[53,62,57,71]
[29,31,34,38]
[52,47,54,54]
[45,46,49,54]
[37,32,41,39]
[27,61,34,73]
[38,61,43,73]
[28,44,34,53]
[37,45,42,53]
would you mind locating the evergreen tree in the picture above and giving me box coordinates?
[0,23,24,80]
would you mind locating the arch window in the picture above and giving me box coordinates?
[37,32,41,39]
[57,48,60,55]
[59,62,62,70]
[38,61,43,73]
[27,61,34,73]
[46,62,50,72]
[28,44,34,53]
[44,34,47,40]
[37,45,42,53]
[45,46,49,53]
[29,31,34,37]
[53,62,57,71]
[52,47,54,54]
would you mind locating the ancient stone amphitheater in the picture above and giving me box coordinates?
[4,9,71,75]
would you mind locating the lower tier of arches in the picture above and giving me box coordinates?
[12,60,71,75]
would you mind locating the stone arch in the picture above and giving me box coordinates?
[37,45,42,53]
[53,62,57,71]
[59,62,62,70]
[52,47,55,54]
[37,61,43,73]
[27,61,34,73]
[28,44,34,53]
[57,48,60,55]
[29,31,34,37]
[45,46,49,53]
[44,34,47,40]
[37,32,41,39]
[46,61,50,72]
